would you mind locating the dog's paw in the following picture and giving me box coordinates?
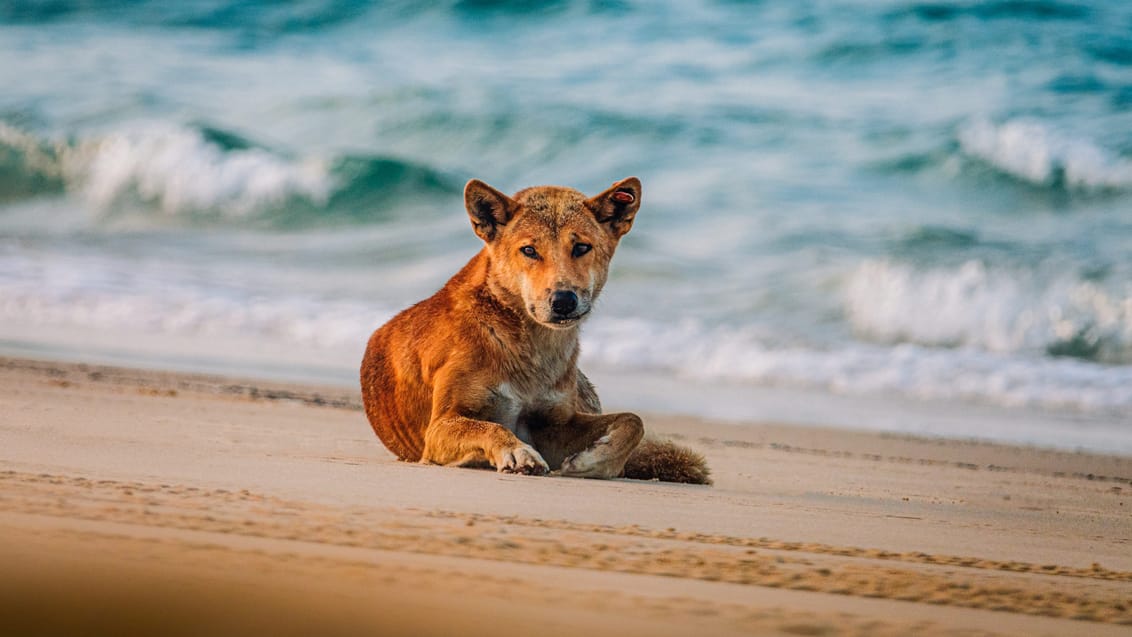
[496,443,549,476]
[560,435,619,479]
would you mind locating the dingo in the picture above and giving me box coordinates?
[360,177,709,483]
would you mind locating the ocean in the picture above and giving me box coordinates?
[2,1,1131,451]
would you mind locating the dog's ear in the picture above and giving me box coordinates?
[465,179,516,243]
[587,177,641,238]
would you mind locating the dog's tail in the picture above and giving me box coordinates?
[623,436,712,485]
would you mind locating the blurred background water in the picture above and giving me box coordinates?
[2,1,1131,449]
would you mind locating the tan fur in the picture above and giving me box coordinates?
[360,177,710,483]
[623,437,713,485]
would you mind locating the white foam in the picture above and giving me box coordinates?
[0,250,386,352]
[1,122,335,217]
[579,318,1132,413]
[844,259,1132,360]
[72,123,334,216]
[2,249,1131,415]
[958,117,1132,189]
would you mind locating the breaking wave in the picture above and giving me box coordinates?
[77,124,334,217]
[957,117,1132,191]
[0,122,458,223]
[845,259,1132,363]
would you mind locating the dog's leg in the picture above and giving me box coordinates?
[576,370,602,413]
[558,412,644,479]
[422,415,549,475]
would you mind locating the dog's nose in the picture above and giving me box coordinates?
[551,290,578,316]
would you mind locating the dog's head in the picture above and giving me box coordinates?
[464,177,641,329]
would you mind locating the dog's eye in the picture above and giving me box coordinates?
[520,245,538,258]
[572,243,592,258]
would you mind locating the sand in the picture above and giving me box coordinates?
[1,356,1130,636]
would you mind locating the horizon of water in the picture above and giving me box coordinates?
[2,1,1131,452]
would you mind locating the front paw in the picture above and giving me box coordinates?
[496,443,549,476]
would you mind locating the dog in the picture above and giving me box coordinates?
[360,177,710,484]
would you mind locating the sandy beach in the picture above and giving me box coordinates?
[5,2,1132,635]
[1,355,1130,636]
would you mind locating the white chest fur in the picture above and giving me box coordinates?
[490,381,567,444]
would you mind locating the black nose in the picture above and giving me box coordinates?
[551,290,578,316]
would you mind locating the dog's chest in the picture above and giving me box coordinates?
[489,381,566,444]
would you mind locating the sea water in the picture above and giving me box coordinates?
[2,1,1130,451]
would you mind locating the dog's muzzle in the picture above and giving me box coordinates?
[550,290,578,318]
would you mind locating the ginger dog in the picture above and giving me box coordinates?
[360,177,710,483]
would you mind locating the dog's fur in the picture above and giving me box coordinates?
[360,177,710,484]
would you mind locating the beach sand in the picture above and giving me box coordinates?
[1,356,1130,636]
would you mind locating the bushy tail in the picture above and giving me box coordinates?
[623,436,712,485]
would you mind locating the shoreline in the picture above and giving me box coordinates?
[6,337,1130,456]
[2,356,1130,634]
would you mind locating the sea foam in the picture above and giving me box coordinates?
[0,250,383,351]
[71,124,334,217]
[958,117,1132,190]
[845,259,1132,362]
[0,122,335,217]
[579,318,1132,413]
[3,249,1131,415]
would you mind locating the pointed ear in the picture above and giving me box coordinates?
[587,177,641,238]
[464,179,516,243]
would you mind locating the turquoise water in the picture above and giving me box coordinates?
[2,2,1131,446]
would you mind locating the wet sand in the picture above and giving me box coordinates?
[1,356,1130,636]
